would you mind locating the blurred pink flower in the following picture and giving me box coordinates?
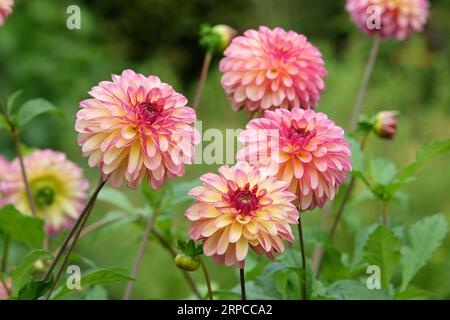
[0,0,13,26]
[0,156,11,207]
[219,26,327,115]
[76,70,199,189]
[237,108,352,211]
[0,278,11,299]
[186,161,299,267]
[1,150,89,235]
[346,0,429,40]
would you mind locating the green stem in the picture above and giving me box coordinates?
[297,216,308,300]
[349,36,381,130]
[1,235,10,273]
[193,51,212,110]
[199,258,213,300]
[239,267,246,301]
[381,201,388,226]
[42,177,107,293]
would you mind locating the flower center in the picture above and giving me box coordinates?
[228,183,260,216]
[32,179,58,209]
[136,99,165,125]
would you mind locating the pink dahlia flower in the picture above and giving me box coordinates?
[220,26,327,115]
[76,70,199,189]
[346,0,429,40]
[1,150,89,235]
[0,156,11,207]
[237,108,352,211]
[0,0,13,26]
[186,161,299,267]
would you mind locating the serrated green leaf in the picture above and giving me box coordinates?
[12,98,66,130]
[97,188,135,213]
[351,224,378,270]
[0,205,45,248]
[369,158,397,186]
[327,280,390,300]
[52,268,134,300]
[11,249,53,296]
[400,213,449,291]
[347,136,364,174]
[364,226,400,288]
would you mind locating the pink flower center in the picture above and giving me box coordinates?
[135,99,165,126]
[228,183,260,216]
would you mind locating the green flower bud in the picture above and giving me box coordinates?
[175,253,200,272]
[199,24,237,54]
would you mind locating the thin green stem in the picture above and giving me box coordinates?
[193,51,212,110]
[199,258,213,300]
[349,36,381,130]
[42,177,107,285]
[239,267,246,301]
[381,201,388,226]
[297,216,308,300]
[1,235,10,273]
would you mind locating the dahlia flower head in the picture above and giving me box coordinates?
[186,161,299,267]
[76,70,199,189]
[0,150,89,234]
[0,156,11,207]
[237,108,352,211]
[220,26,327,115]
[0,0,13,26]
[346,0,429,40]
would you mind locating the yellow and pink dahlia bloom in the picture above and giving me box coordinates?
[0,156,11,207]
[0,0,13,26]
[237,108,352,211]
[346,0,429,40]
[185,161,299,267]
[220,26,327,115]
[0,150,89,234]
[76,70,199,189]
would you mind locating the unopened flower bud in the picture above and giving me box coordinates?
[374,111,398,139]
[175,253,200,272]
[199,24,237,54]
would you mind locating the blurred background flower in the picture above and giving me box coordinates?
[1,149,89,234]
[0,0,13,26]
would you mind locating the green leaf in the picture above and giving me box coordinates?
[17,278,53,300]
[52,268,134,300]
[6,90,23,115]
[0,205,45,248]
[351,224,378,270]
[97,188,135,213]
[11,249,53,296]
[369,158,397,186]
[399,139,450,182]
[12,98,66,130]
[347,136,364,174]
[327,280,390,300]
[0,113,11,133]
[400,213,449,291]
[364,226,400,288]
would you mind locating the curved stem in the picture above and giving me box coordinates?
[123,209,159,300]
[193,52,212,110]
[0,102,37,216]
[42,177,107,284]
[239,267,246,301]
[349,36,381,130]
[151,227,202,299]
[297,216,308,300]
[199,258,213,300]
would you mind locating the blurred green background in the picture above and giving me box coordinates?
[0,0,449,299]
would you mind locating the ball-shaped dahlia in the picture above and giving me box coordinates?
[219,26,327,115]
[0,0,13,26]
[0,156,11,207]
[185,161,299,267]
[237,108,352,211]
[1,150,89,234]
[76,69,199,189]
[346,0,429,40]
